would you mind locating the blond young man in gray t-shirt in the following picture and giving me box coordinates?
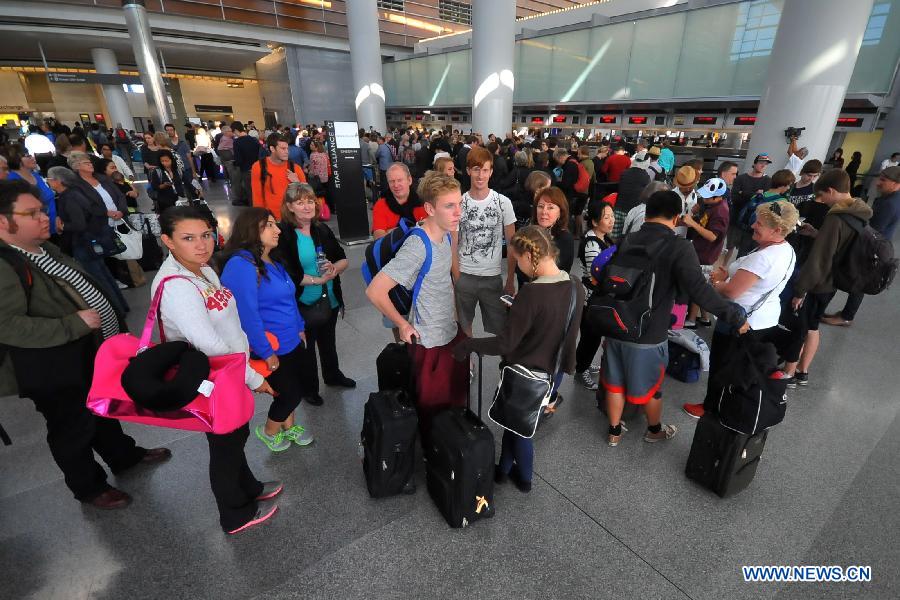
[366,174,469,434]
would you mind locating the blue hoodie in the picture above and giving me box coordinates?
[220,250,304,359]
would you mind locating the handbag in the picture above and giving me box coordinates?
[488,278,578,438]
[86,275,255,434]
[298,294,333,331]
[112,219,144,261]
[715,338,787,435]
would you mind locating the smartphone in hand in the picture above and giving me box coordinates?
[500,294,514,307]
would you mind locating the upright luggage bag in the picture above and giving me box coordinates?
[360,389,418,498]
[425,353,495,528]
[685,412,768,498]
[376,342,413,394]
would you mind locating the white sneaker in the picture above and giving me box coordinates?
[578,370,598,390]
[116,281,129,289]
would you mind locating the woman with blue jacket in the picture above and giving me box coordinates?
[221,207,314,452]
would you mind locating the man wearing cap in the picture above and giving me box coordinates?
[683,177,730,327]
[0,179,171,510]
[726,154,772,262]
[822,166,900,327]
[673,165,700,238]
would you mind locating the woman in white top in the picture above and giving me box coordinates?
[152,205,282,534]
[683,200,798,419]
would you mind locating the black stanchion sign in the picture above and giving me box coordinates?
[324,121,370,244]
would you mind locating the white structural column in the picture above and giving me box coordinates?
[90,48,134,130]
[122,0,172,129]
[471,0,515,137]
[346,0,386,132]
[745,0,874,171]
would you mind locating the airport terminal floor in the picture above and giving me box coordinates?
[1,180,899,600]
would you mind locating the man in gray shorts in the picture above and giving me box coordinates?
[451,146,517,335]
[601,190,747,447]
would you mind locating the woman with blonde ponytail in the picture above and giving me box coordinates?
[454,225,583,493]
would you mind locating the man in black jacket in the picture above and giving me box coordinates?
[603,190,747,447]
[231,121,260,206]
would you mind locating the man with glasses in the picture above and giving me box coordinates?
[0,179,171,510]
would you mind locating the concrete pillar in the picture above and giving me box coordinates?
[122,0,172,129]
[346,0,386,132]
[90,48,134,131]
[744,0,874,171]
[471,0,515,137]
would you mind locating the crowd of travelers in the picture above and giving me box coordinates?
[1,115,898,533]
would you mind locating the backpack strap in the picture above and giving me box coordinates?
[407,228,434,324]
[837,212,867,233]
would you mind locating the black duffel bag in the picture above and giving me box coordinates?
[712,337,787,435]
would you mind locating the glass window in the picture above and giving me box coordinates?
[850,0,900,92]
[627,12,685,100]
[439,0,471,25]
[676,3,743,97]
[377,0,404,11]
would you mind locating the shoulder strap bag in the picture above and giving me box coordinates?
[488,278,578,439]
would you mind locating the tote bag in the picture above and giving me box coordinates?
[87,275,255,434]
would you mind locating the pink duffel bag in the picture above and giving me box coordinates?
[87,275,255,434]
[671,303,688,330]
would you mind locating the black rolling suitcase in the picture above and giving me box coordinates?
[425,353,495,528]
[376,342,412,393]
[685,412,768,498]
[360,389,418,498]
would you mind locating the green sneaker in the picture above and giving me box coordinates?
[256,425,291,452]
[284,425,315,447]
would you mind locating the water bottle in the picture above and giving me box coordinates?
[91,239,104,256]
[315,246,328,276]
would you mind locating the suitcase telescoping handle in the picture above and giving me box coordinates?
[467,351,483,417]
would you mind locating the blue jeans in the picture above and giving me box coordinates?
[73,245,129,314]
[499,429,534,483]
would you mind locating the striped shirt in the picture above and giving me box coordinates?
[12,245,120,340]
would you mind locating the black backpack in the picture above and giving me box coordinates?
[585,235,674,341]
[833,214,898,295]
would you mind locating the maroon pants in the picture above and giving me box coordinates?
[409,328,469,440]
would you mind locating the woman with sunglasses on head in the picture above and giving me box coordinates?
[220,207,315,452]
[682,200,798,420]
[153,205,281,534]
[278,183,354,407]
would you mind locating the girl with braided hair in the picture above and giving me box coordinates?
[454,225,583,492]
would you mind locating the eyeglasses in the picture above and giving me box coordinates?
[12,206,50,220]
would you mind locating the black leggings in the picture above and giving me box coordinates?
[265,345,305,422]
[206,423,263,531]
[574,308,602,373]
[298,306,341,396]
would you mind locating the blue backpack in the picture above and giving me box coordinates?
[362,219,448,322]
[738,192,781,231]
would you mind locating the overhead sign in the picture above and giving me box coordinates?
[325,120,370,243]
[195,105,234,113]
[48,72,142,85]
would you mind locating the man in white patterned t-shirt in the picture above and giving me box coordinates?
[451,146,517,335]
[0,180,171,510]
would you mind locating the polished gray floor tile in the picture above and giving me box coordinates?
[1,180,897,600]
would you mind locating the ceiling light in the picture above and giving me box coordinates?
[298,0,332,7]
[385,13,452,34]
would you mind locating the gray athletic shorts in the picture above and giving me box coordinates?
[454,272,508,334]
[600,339,668,404]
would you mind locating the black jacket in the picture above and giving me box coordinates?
[489,154,514,191]
[625,222,745,344]
[277,221,348,310]
[72,174,128,215]
[233,135,260,172]
[57,186,109,255]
